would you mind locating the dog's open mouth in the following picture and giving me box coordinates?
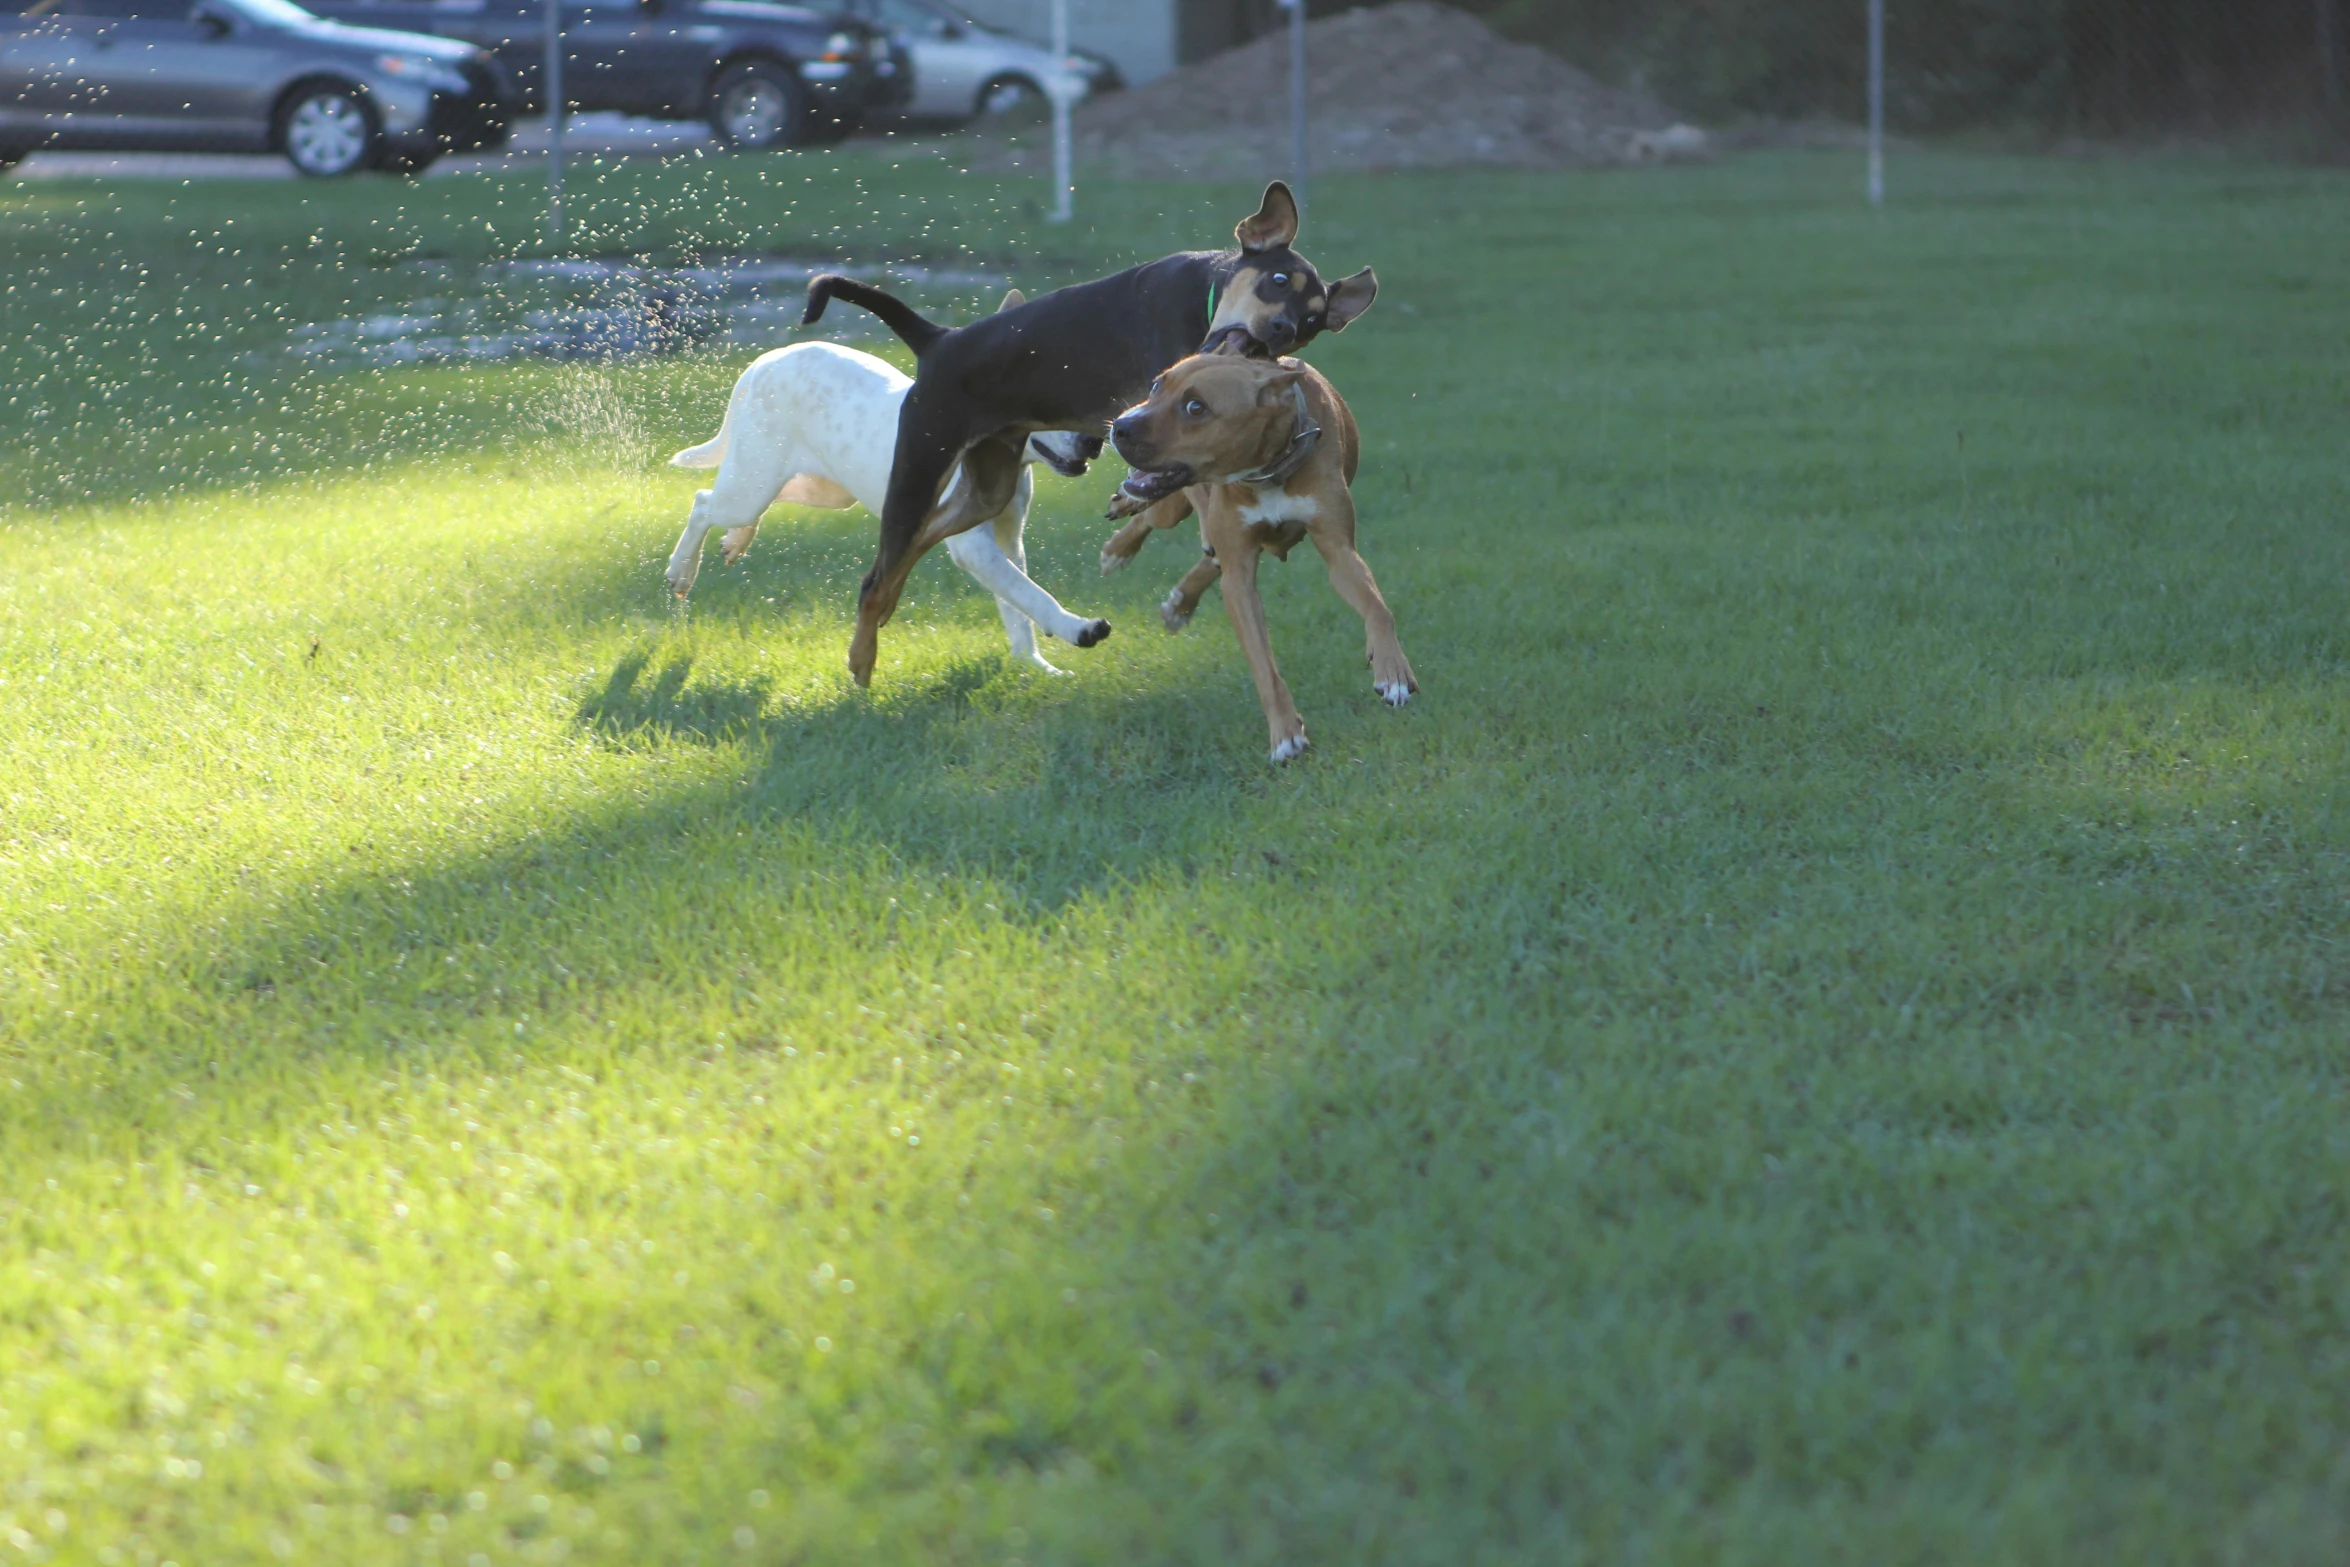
[1119,467,1191,503]
[1028,432,1102,479]
[1201,325,1272,358]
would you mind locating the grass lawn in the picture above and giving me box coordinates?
[4,143,2350,1564]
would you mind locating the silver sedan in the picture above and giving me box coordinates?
[1,0,509,176]
[838,0,1109,120]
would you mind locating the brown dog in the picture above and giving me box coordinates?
[1104,354,1415,762]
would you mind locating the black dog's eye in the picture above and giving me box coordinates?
[1184,397,1208,417]
[1271,273,1289,287]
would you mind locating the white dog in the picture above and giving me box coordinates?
[666,301,1110,673]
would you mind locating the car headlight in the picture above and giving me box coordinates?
[819,30,862,62]
[376,53,466,89]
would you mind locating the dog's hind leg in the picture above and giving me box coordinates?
[666,429,801,601]
[850,400,976,685]
[666,488,727,599]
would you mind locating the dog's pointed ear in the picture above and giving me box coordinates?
[997,287,1026,312]
[1324,267,1377,331]
[1254,362,1308,403]
[1235,181,1300,253]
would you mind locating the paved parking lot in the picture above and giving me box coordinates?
[9,113,716,180]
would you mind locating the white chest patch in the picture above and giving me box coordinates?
[1236,488,1319,527]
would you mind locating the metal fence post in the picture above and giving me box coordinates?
[1866,0,1884,205]
[1046,0,1072,223]
[1284,0,1306,211]
[545,0,564,243]
[2321,0,2343,111]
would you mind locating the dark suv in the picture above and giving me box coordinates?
[305,0,897,148]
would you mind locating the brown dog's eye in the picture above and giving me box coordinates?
[1184,398,1207,418]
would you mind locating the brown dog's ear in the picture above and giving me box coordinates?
[1235,181,1300,253]
[1324,267,1377,331]
[1254,363,1308,403]
[997,287,1026,312]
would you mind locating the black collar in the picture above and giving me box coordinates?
[1229,380,1321,486]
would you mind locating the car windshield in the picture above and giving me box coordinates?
[216,0,322,24]
[870,0,979,33]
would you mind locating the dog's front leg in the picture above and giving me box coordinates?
[1204,509,1306,762]
[945,508,1112,662]
[1100,493,1195,575]
[977,476,1056,672]
[1306,502,1416,706]
[1160,548,1220,632]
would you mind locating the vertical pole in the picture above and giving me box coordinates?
[1866,0,1884,206]
[1287,0,1307,212]
[1046,0,1072,222]
[544,0,564,244]
[2321,0,2343,112]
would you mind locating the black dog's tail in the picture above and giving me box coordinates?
[802,275,949,358]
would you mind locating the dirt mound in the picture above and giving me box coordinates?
[1041,2,1702,177]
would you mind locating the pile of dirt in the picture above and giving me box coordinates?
[1007,2,1705,178]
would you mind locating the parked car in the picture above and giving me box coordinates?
[303,0,898,148]
[1,0,509,174]
[835,0,1113,120]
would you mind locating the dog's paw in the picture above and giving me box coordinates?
[1101,546,1134,575]
[1159,594,1193,634]
[1069,618,1112,649]
[1376,679,1414,707]
[720,526,758,566]
[1270,730,1311,764]
[1024,653,1069,676]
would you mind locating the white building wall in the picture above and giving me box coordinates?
[958,0,1179,86]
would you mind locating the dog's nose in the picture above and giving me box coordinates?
[1110,412,1144,449]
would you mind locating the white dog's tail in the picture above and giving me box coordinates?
[669,410,731,470]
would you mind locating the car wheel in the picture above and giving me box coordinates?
[708,60,806,150]
[278,84,378,178]
[375,148,440,176]
[976,74,1044,117]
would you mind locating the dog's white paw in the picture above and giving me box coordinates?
[1376,680,1413,707]
[1270,731,1310,764]
[1101,547,1134,576]
[1160,593,1193,634]
[1024,653,1069,676]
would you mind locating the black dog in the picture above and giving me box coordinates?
[801,181,1376,686]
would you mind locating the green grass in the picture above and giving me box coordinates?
[4,145,2350,1564]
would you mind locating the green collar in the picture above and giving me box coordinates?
[1207,277,1219,326]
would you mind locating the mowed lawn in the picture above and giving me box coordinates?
[3,145,2350,1564]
